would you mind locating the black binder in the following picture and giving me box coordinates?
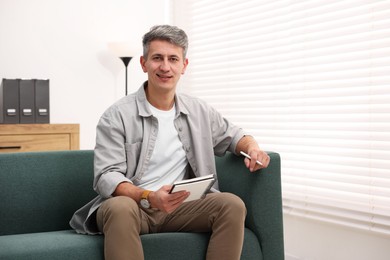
[0,79,20,124]
[34,79,50,123]
[19,79,35,124]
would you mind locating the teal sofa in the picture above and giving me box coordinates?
[0,150,284,260]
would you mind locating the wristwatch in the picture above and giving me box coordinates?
[140,190,152,209]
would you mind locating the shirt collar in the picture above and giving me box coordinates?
[136,81,190,117]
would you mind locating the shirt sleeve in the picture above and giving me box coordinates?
[93,109,132,198]
[209,105,245,156]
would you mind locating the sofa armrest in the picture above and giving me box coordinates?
[216,152,284,260]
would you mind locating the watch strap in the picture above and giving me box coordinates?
[141,190,151,200]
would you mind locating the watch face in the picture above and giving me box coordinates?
[140,199,150,209]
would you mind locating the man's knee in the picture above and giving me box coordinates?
[212,193,247,218]
[223,193,246,213]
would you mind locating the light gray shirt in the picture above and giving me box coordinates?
[70,82,245,234]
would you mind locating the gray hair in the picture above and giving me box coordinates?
[142,25,188,59]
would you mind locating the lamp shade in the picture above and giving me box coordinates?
[107,42,139,58]
[107,41,139,96]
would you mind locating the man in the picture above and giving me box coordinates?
[70,25,270,260]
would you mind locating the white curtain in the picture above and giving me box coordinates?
[173,0,390,235]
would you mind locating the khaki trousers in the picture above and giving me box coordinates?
[96,192,246,260]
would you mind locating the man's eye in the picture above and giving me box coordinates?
[153,56,162,61]
[170,57,179,62]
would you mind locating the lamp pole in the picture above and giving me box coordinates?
[120,57,133,96]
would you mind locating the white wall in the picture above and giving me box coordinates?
[0,0,169,149]
[284,214,390,260]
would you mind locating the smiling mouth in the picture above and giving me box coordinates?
[157,73,173,79]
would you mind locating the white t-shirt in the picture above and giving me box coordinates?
[140,102,188,191]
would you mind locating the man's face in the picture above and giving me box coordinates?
[140,40,188,94]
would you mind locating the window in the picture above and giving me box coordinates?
[173,0,390,235]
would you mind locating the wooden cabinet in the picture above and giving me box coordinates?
[0,124,79,153]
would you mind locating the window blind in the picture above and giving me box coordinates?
[173,0,390,235]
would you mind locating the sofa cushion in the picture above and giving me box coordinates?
[0,228,261,260]
[0,230,104,260]
[0,151,95,235]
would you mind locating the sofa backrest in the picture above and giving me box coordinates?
[0,150,96,235]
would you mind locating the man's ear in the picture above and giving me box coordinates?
[140,56,147,73]
[181,58,189,75]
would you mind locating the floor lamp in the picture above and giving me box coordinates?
[108,42,138,96]
[119,57,132,96]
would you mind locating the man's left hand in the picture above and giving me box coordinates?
[244,149,270,172]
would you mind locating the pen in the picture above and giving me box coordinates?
[240,151,263,166]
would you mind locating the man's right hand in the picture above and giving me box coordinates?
[150,186,190,213]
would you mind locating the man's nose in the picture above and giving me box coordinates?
[160,59,170,71]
